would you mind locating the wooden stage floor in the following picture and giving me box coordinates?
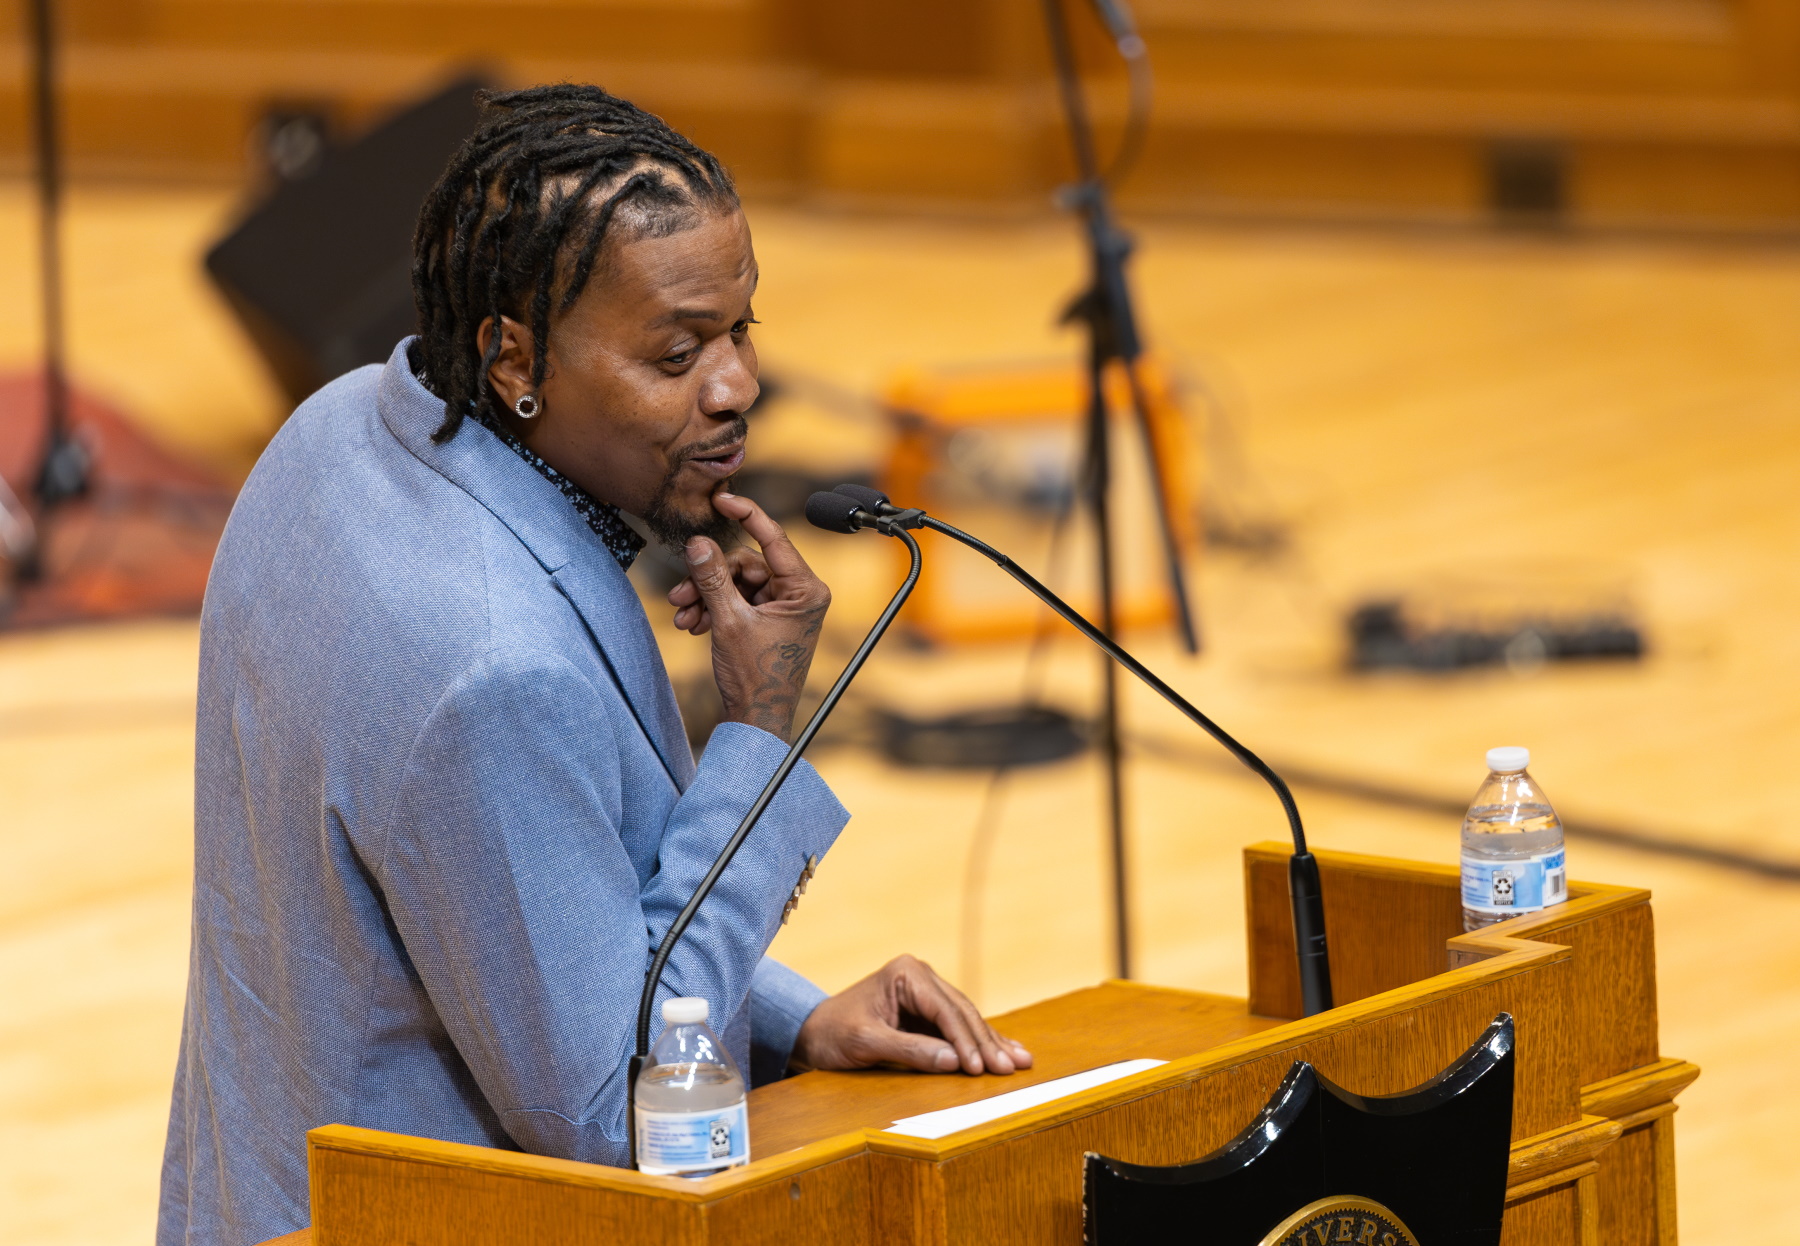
[2,183,1797,1244]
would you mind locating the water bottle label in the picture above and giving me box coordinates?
[1462,848,1566,915]
[635,1101,749,1176]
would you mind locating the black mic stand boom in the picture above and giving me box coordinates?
[627,504,923,1167]
[1041,0,1196,982]
[16,0,91,588]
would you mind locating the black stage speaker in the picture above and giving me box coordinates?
[206,76,488,406]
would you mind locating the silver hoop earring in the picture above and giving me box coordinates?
[514,393,540,420]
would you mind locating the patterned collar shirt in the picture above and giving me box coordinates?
[414,353,646,571]
[473,413,646,572]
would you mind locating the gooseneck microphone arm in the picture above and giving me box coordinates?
[627,507,922,1165]
[926,515,1300,833]
[831,484,1332,1017]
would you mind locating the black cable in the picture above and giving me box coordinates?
[1106,37,1153,187]
[1043,0,1103,185]
[1044,0,1154,189]
[1128,731,1800,884]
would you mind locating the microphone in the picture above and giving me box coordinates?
[627,500,923,1165]
[829,483,1332,1017]
[804,488,924,537]
[802,489,872,533]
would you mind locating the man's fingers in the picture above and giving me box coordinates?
[673,603,712,635]
[901,971,1004,1075]
[866,1028,962,1074]
[980,1022,1033,1070]
[714,492,815,582]
[999,1032,1034,1068]
[894,959,1025,1076]
[670,550,762,610]
[956,995,1016,1075]
[683,537,742,610]
[724,546,769,580]
[794,955,1034,1080]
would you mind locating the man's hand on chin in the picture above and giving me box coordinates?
[791,955,1035,1076]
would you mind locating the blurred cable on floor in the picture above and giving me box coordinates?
[1129,732,1800,883]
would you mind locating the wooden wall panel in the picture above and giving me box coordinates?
[152,0,771,60]
[705,1154,872,1245]
[1578,139,1800,225]
[929,968,1580,1244]
[309,1146,701,1246]
[866,1152,947,1246]
[294,851,1690,1246]
[807,81,1039,202]
[6,0,1800,226]
[1529,904,1660,1084]
[1452,878,1659,1085]
[1137,131,1487,216]
[1594,1123,1660,1246]
[1253,843,1660,1091]
[1500,1185,1581,1246]
[787,0,996,78]
[1246,844,1466,1019]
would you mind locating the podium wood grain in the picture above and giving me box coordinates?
[750,981,1282,1157]
[281,847,1693,1246]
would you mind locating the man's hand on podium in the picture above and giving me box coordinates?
[791,955,1034,1076]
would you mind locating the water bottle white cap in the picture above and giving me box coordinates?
[1486,746,1530,773]
[662,997,708,1025]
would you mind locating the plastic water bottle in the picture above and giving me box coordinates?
[633,997,749,1177]
[1461,746,1567,931]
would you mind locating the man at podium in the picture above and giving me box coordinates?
[158,85,1029,1246]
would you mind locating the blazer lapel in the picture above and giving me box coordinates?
[375,339,697,788]
[549,561,696,789]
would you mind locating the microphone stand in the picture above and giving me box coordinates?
[18,0,90,585]
[627,520,923,1166]
[833,486,1332,1017]
[1041,0,1195,981]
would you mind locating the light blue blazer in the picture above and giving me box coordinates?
[158,340,849,1246]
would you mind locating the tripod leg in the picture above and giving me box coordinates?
[1125,361,1200,654]
[1084,351,1131,982]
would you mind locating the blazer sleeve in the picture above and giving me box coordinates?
[375,646,847,1166]
[748,958,829,1087]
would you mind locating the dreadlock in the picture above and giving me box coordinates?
[412,84,739,443]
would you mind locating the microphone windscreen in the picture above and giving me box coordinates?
[805,490,865,534]
[833,483,890,510]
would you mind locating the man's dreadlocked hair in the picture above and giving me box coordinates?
[412,84,739,443]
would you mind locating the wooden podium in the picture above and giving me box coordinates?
[279,845,1696,1245]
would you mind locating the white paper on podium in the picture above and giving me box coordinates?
[882,1059,1168,1140]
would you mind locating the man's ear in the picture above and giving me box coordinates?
[477,315,536,411]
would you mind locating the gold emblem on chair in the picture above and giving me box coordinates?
[1259,1196,1420,1246]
